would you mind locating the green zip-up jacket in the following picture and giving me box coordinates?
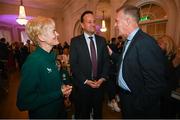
[16,47,64,117]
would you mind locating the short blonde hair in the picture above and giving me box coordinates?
[25,16,55,46]
[158,35,176,57]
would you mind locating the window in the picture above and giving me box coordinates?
[139,3,167,39]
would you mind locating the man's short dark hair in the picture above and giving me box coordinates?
[117,36,122,40]
[80,10,93,23]
[116,5,140,22]
[111,37,116,42]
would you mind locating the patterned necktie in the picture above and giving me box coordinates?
[118,39,131,91]
[89,36,97,79]
[122,39,129,54]
[120,39,130,62]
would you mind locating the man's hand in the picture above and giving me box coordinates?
[85,78,105,88]
[85,80,98,88]
[107,45,113,55]
[94,78,105,88]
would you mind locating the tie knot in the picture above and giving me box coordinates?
[126,39,129,42]
[124,39,129,44]
[89,37,93,41]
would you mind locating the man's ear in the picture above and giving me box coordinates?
[80,23,84,29]
[38,34,46,42]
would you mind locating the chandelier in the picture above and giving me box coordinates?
[16,0,28,25]
[100,11,107,32]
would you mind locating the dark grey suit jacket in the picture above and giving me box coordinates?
[112,29,167,112]
[70,34,109,90]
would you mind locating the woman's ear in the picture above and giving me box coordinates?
[38,34,46,42]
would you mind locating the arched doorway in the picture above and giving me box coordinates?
[73,20,83,37]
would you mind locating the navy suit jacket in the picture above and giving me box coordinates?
[112,29,167,111]
[70,34,109,90]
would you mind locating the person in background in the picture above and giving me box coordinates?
[63,41,70,50]
[173,47,180,68]
[116,36,124,54]
[19,42,29,69]
[106,37,121,112]
[26,39,36,53]
[173,47,180,86]
[57,43,63,55]
[70,10,109,119]
[0,37,9,61]
[172,47,180,118]
[56,59,72,110]
[108,5,167,118]
[57,47,70,73]
[0,37,9,76]
[26,39,31,54]
[109,37,118,53]
[61,47,70,66]
[106,57,121,112]
[157,35,179,118]
[16,16,72,119]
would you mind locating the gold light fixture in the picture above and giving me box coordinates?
[16,0,28,25]
[100,11,107,32]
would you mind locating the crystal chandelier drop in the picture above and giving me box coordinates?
[16,0,28,25]
[100,11,107,32]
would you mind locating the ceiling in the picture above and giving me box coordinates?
[0,0,71,25]
[0,0,111,25]
[0,0,69,10]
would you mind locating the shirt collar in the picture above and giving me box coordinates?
[127,27,139,41]
[84,32,95,40]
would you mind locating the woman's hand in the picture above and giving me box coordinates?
[61,85,72,98]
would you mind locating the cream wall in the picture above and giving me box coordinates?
[56,0,88,44]
[0,0,179,47]
[121,0,180,47]
[110,0,127,38]
[175,0,180,46]
[56,0,99,44]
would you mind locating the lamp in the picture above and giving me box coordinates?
[100,11,107,32]
[16,0,28,25]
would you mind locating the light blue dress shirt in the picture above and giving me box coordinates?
[84,32,97,58]
[118,28,139,91]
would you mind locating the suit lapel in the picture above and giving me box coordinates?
[80,34,92,62]
[94,35,100,61]
[124,29,141,59]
